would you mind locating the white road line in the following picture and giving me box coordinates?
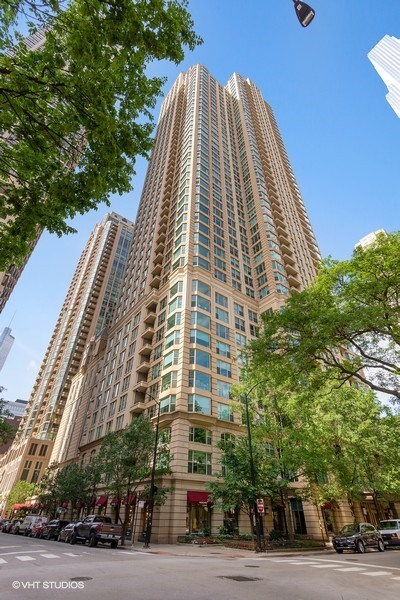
[0,550,45,556]
[0,558,7,563]
[287,561,319,565]
[40,554,59,559]
[361,571,392,577]
[0,546,20,549]
[311,564,339,569]
[391,576,400,580]
[334,567,366,572]
[63,553,81,557]
[15,556,36,561]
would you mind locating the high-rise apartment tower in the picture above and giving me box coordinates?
[0,327,15,371]
[0,213,133,509]
[68,66,321,542]
[368,35,400,118]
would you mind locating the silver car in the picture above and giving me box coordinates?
[379,519,400,547]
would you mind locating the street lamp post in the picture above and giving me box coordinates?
[293,0,316,28]
[243,392,265,553]
[143,396,161,548]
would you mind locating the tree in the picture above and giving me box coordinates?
[248,231,400,401]
[96,414,170,544]
[207,433,282,540]
[6,480,36,514]
[0,0,201,269]
[0,387,16,444]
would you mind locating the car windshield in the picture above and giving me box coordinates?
[379,521,400,530]
[339,524,360,536]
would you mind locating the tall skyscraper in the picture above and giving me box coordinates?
[0,213,133,506]
[368,35,400,118]
[60,66,321,541]
[0,327,15,371]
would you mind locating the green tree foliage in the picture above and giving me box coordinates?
[0,387,16,444]
[96,415,170,541]
[207,433,281,535]
[248,231,400,401]
[7,480,36,514]
[0,0,201,269]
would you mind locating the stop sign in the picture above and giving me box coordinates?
[257,498,264,513]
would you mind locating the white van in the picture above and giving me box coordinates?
[15,515,47,536]
[379,519,400,547]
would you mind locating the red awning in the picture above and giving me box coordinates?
[122,493,136,506]
[95,496,108,507]
[321,503,332,509]
[110,497,120,507]
[12,504,22,510]
[187,491,211,504]
[61,502,69,509]
[76,501,85,508]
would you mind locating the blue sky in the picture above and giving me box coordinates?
[1,0,399,403]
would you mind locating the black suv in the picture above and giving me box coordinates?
[40,520,70,540]
[332,522,385,554]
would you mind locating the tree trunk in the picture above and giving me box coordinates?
[281,489,294,540]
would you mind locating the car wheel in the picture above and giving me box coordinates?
[356,540,365,554]
[69,532,77,545]
[88,533,97,548]
[110,540,118,549]
[57,535,62,542]
[47,532,52,541]
[378,539,385,552]
[335,549,343,554]
[14,528,19,535]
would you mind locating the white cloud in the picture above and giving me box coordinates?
[28,359,38,372]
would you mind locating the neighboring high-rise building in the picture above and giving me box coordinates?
[3,399,28,418]
[0,327,15,371]
[355,229,387,250]
[58,66,322,541]
[0,213,133,505]
[368,35,400,118]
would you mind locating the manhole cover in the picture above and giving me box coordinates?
[218,576,261,582]
[70,577,93,582]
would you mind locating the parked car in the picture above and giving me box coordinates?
[31,522,46,538]
[14,515,47,536]
[40,520,70,541]
[70,515,122,548]
[332,523,385,554]
[8,520,22,534]
[379,519,400,547]
[57,523,77,543]
[0,520,11,532]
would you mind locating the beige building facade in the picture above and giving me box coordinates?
[0,213,133,512]
[70,66,327,542]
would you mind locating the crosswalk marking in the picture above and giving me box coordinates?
[15,556,36,561]
[311,564,338,568]
[63,553,81,557]
[334,567,366,572]
[40,554,59,559]
[0,558,7,563]
[391,577,400,580]
[361,571,392,577]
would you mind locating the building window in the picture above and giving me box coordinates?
[216,359,232,378]
[28,443,38,455]
[190,312,211,329]
[39,445,48,457]
[168,296,183,314]
[189,427,212,444]
[31,461,41,484]
[218,402,234,422]
[190,329,210,347]
[188,394,211,415]
[160,395,176,414]
[115,415,124,430]
[188,371,211,391]
[163,350,179,369]
[188,450,212,475]
[216,324,230,340]
[216,380,231,398]
[109,402,116,417]
[161,371,178,391]
[191,295,211,312]
[118,394,127,412]
[190,348,211,369]
[21,460,32,481]
[215,306,229,323]
[216,341,230,358]
[215,292,228,307]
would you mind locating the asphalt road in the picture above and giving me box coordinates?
[1,533,400,600]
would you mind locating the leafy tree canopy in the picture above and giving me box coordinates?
[0,0,201,269]
[247,231,400,401]
[7,479,36,514]
[0,386,16,444]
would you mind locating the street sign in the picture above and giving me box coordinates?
[257,498,264,514]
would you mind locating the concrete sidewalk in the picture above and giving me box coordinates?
[120,542,335,559]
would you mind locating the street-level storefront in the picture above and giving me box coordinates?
[186,491,212,534]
